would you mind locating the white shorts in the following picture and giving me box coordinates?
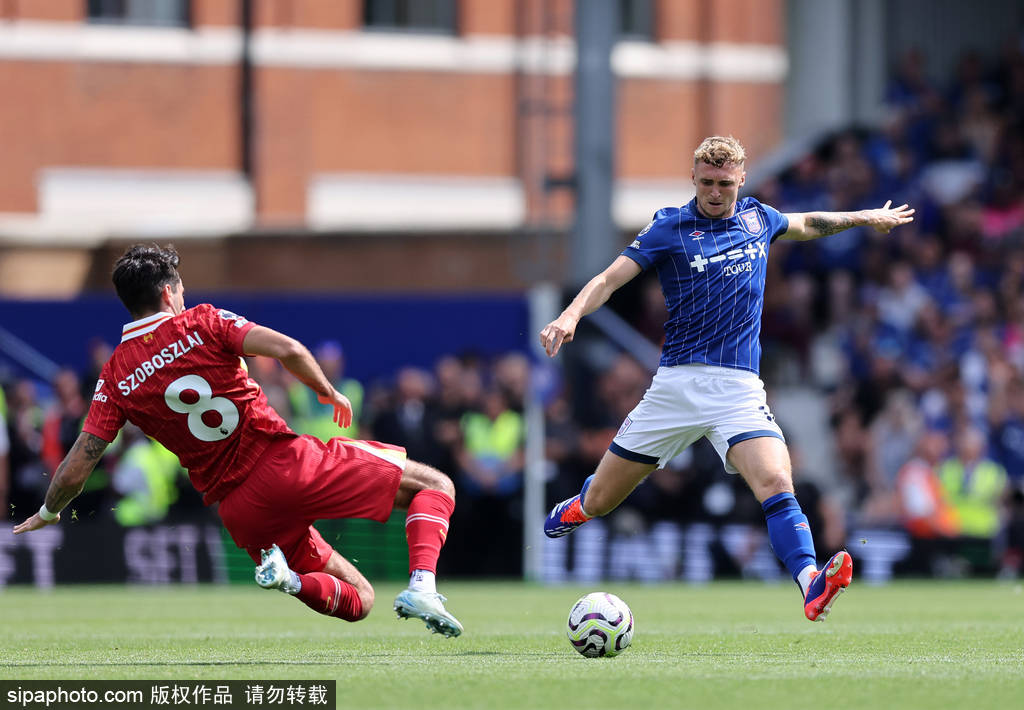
[611,364,784,473]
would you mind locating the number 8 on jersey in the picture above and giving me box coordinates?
[165,374,240,442]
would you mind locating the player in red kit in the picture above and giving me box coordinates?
[13,244,463,637]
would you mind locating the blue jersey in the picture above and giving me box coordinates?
[622,197,789,374]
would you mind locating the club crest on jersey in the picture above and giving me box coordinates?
[617,417,633,437]
[737,208,765,236]
[143,333,154,344]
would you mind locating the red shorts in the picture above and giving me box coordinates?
[218,434,405,574]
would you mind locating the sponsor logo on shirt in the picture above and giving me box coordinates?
[688,242,767,274]
[629,239,642,249]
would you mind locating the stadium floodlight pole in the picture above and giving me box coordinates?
[571,0,618,285]
[524,283,560,581]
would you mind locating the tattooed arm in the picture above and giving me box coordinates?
[781,200,915,242]
[12,431,110,534]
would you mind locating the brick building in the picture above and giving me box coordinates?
[0,0,786,294]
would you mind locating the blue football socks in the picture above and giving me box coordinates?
[761,492,818,584]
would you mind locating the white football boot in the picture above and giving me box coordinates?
[393,589,463,637]
[254,544,301,595]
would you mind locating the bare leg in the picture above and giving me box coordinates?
[580,450,658,517]
[726,436,794,502]
[393,460,455,510]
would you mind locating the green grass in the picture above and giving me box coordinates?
[1,581,1023,709]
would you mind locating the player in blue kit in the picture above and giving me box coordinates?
[541,136,914,621]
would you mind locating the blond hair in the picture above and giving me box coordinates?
[693,136,747,168]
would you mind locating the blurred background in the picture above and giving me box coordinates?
[1,0,1023,589]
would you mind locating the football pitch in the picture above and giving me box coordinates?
[1,581,1022,710]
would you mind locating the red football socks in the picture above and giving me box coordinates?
[405,489,455,573]
[294,572,363,622]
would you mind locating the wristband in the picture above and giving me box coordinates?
[38,504,59,521]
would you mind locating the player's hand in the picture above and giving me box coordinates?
[13,511,60,535]
[867,200,915,233]
[318,391,353,430]
[540,315,578,357]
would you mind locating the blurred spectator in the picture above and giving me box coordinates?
[831,408,871,508]
[457,387,524,498]
[492,352,530,413]
[111,425,184,527]
[634,276,669,347]
[40,368,86,474]
[874,260,931,334]
[6,378,46,516]
[865,389,924,520]
[79,338,113,402]
[289,341,364,440]
[245,356,292,420]
[898,429,958,541]
[595,354,648,425]
[997,482,1024,579]
[449,386,525,576]
[896,429,959,577]
[937,426,1008,571]
[370,367,449,472]
[989,377,1024,481]
[0,384,8,515]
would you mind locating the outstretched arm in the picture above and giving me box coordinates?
[781,200,915,241]
[539,256,642,357]
[242,325,352,428]
[13,431,109,534]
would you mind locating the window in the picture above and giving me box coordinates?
[364,0,457,34]
[619,0,654,40]
[87,0,190,27]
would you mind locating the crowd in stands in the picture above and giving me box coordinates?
[4,46,1024,582]
[756,44,1024,579]
[0,344,532,578]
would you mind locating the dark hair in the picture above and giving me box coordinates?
[112,244,181,316]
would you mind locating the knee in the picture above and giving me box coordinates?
[409,461,456,501]
[354,586,375,621]
[434,473,456,501]
[755,471,794,500]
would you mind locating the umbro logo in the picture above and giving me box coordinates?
[689,231,705,240]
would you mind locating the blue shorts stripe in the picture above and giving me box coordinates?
[726,429,785,447]
[608,442,660,465]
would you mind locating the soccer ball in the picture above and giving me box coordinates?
[566,592,634,657]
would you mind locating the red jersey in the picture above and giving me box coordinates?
[83,304,293,504]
